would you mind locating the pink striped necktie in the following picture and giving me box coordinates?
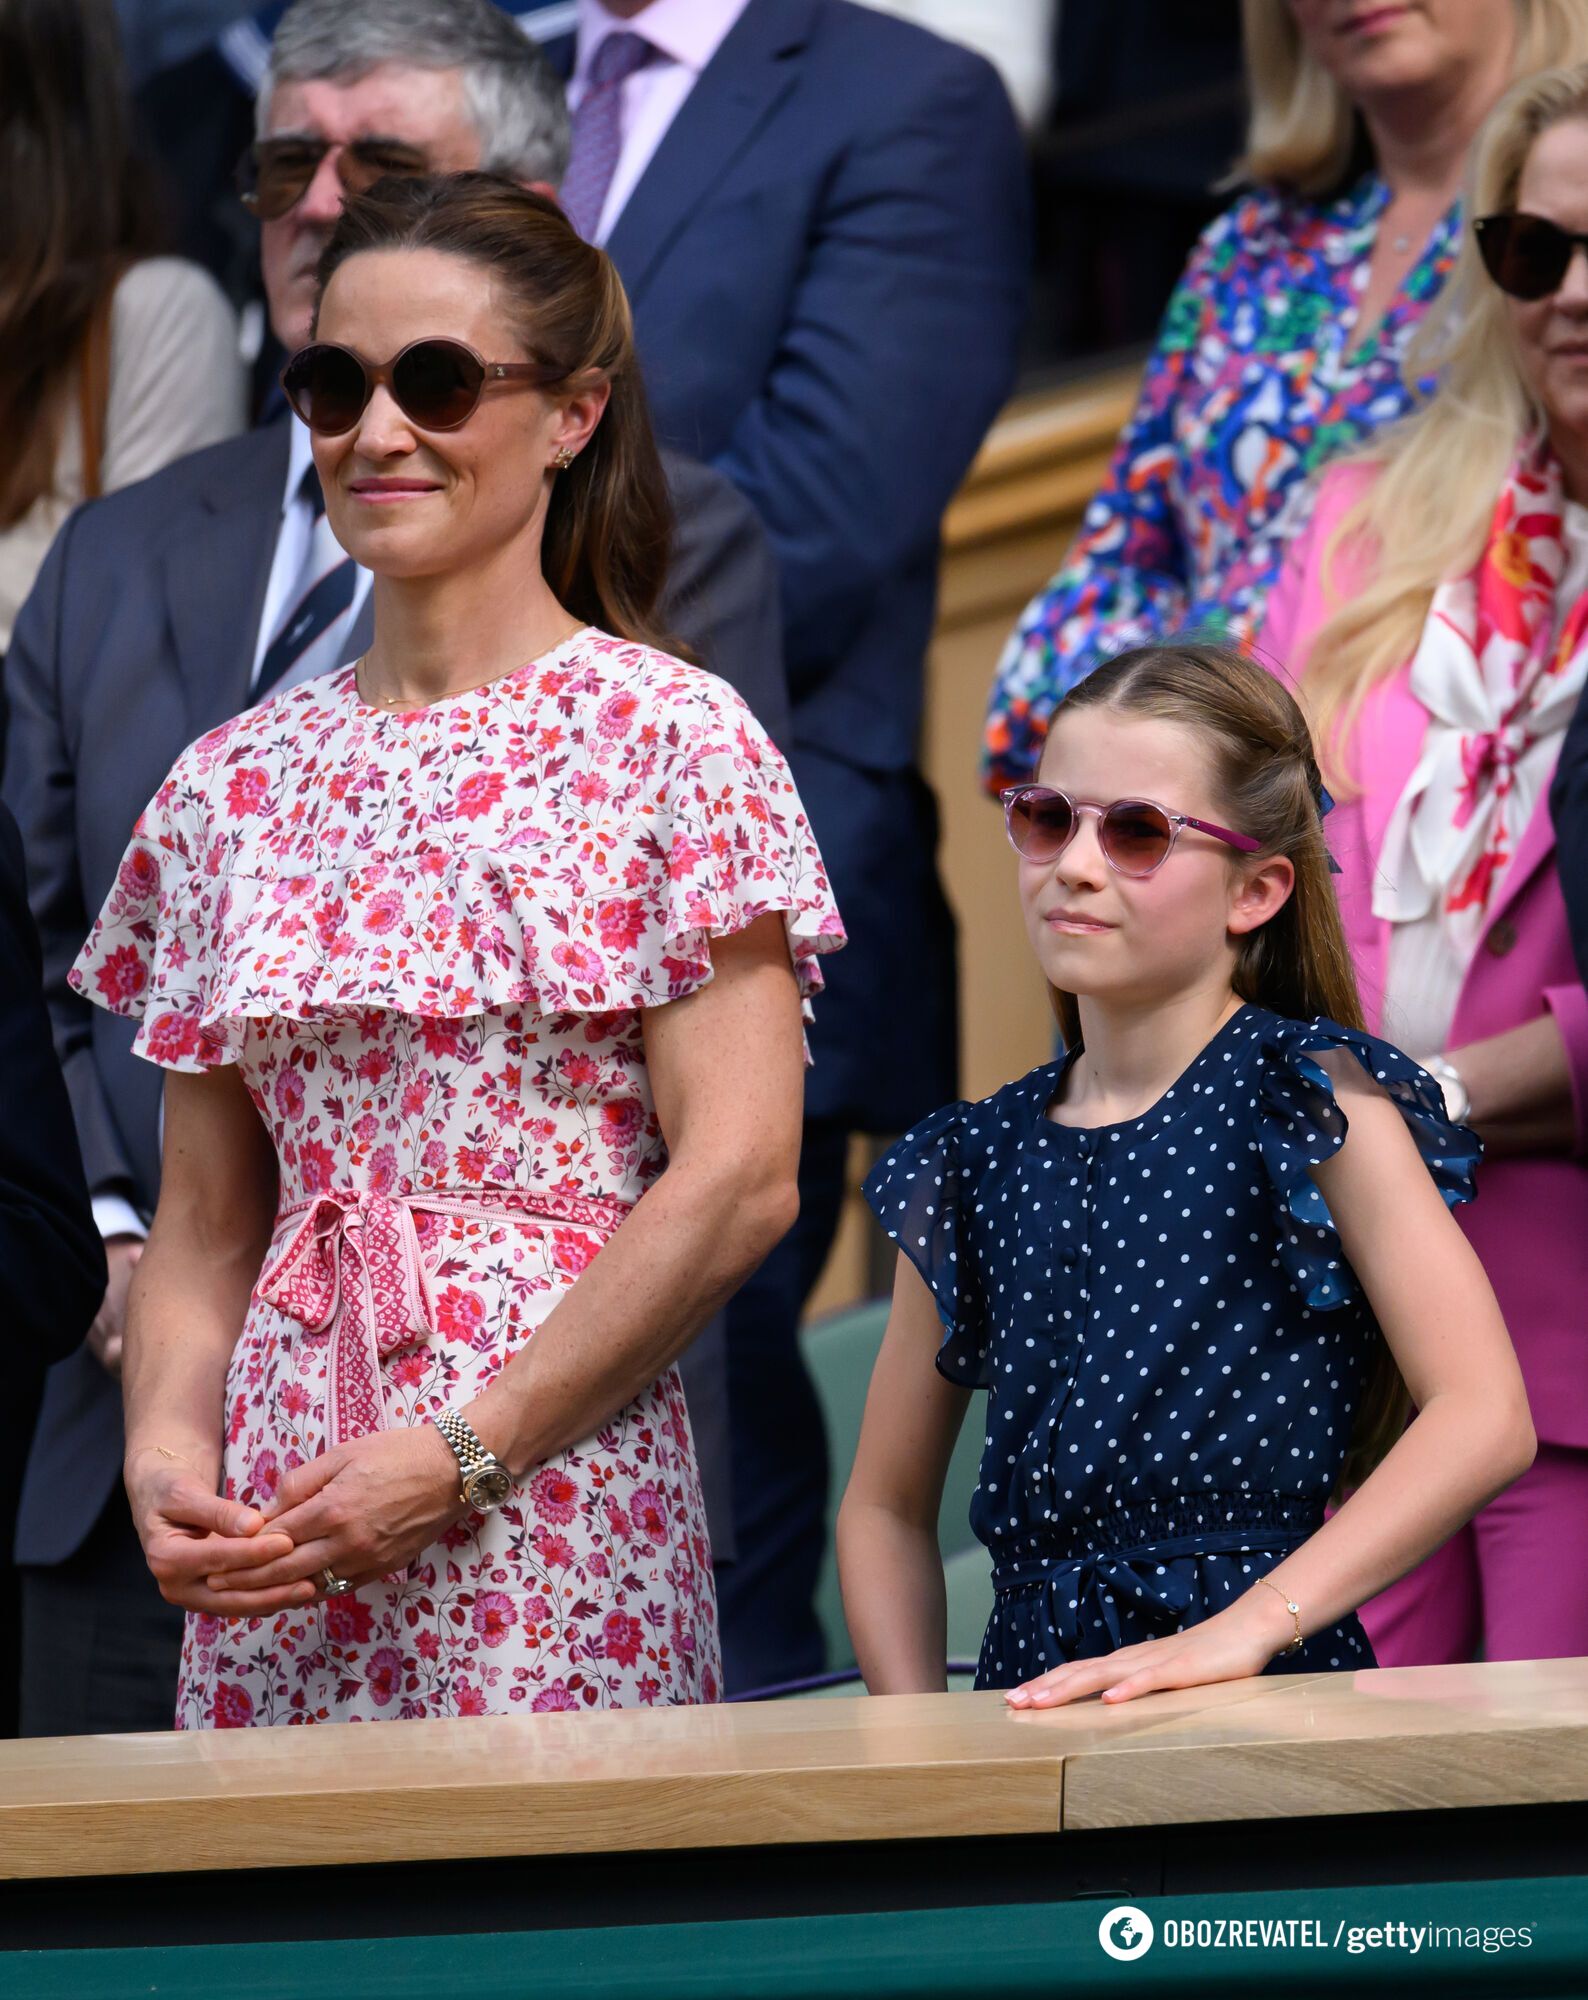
[560,30,656,243]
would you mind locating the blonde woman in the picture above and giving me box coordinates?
[984,0,1588,794]
[1259,63,1588,1667]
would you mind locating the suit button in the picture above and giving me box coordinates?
[1485,919,1519,957]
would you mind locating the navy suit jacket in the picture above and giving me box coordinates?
[0,802,105,1572]
[2,421,782,1564]
[538,0,1029,1127]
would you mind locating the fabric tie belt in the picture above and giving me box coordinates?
[988,1496,1324,1654]
[256,1185,634,1446]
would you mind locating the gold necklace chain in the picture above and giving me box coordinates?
[353,628,583,712]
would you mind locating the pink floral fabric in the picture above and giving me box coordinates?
[72,628,844,1725]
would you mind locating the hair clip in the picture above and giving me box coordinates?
[1318,784,1336,818]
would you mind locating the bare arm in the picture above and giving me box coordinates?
[837,1255,971,1695]
[1239,1052,1536,1631]
[467,912,804,1470]
[121,1064,303,1615]
[1008,1050,1535,1707]
[218,914,805,1599]
[1447,1012,1574,1156]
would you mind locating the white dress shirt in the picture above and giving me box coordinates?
[251,417,372,691]
[568,0,752,245]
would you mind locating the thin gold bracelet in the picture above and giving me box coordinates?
[1257,1575,1305,1654]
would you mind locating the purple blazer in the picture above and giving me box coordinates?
[1259,464,1588,1448]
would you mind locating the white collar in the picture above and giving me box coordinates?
[572,0,749,84]
[285,415,316,513]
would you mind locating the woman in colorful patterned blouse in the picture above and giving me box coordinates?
[71,175,843,1726]
[983,0,1588,794]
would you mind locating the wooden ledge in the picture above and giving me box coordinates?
[1,1660,1584,1881]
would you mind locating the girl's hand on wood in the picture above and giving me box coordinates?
[1003,1595,1294,1709]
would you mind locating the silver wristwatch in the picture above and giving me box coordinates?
[432,1410,512,1513]
[1420,1053,1471,1126]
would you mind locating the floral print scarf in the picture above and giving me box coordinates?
[1375,443,1588,950]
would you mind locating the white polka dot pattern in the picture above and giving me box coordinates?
[861,1004,1481,1688]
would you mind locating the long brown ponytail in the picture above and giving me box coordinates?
[1042,643,1405,1492]
[313,171,685,655]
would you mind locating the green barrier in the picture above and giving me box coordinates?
[9,1876,1585,2000]
[804,1298,985,1670]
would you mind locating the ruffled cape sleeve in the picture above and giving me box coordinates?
[68,720,244,1072]
[1257,1013,1481,1309]
[605,673,845,1019]
[862,1101,991,1386]
[66,660,846,1070]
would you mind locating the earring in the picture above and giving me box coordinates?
[552,446,576,470]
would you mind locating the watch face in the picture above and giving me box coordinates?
[466,1465,513,1510]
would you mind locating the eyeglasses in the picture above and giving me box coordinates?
[1001,785,1262,877]
[280,339,562,435]
[1474,211,1588,300]
[235,136,432,220]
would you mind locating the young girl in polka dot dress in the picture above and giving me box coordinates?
[839,643,1536,1707]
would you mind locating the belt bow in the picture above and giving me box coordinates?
[256,1190,437,1447]
[256,1183,634,1447]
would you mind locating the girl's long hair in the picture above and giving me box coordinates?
[1300,62,1588,784]
[1235,0,1588,195]
[1043,642,1404,1492]
[314,171,684,655]
[0,0,161,527]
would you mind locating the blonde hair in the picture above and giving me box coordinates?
[1300,61,1588,777]
[1237,0,1588,194]
[1044,643,1407,1492]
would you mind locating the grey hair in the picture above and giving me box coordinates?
[259,0,570,184]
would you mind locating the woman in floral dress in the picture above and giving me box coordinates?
[72,174,842,1726]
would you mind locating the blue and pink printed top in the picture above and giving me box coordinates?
[982,174,1461,793]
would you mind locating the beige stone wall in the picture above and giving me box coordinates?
[805,367,1142,1321]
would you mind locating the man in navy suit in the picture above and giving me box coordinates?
[3,0,786,1734]
[0,803,104,1737]
[528,0,1029,1687]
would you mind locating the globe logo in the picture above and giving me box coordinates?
[1097,1905,1155,1960]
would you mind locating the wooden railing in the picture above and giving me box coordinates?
[3,1658,1584,1878]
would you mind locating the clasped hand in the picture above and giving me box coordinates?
[132,1427,465,1617]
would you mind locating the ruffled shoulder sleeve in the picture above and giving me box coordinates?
[68,715,247,1072]
[603,659,844,1019]
[66,643,847,1064]
[863,1097,1002,1388]
[1255,1011,1481,1310]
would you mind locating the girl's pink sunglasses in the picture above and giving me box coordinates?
[1001,784,1261,878]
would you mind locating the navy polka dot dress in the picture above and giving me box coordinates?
[862,1005,1480,1689]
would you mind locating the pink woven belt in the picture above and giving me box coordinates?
[255,1186,634,1446]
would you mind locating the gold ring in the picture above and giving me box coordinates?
[320,1566,351,1595]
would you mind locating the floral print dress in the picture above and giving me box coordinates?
[72,628,844,1726]
[982,175,1461,792]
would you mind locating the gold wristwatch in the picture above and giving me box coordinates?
[431,1410,512,1513]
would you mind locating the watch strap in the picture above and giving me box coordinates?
[1424,1054,1471,1126]
[432,1409,504,1498]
